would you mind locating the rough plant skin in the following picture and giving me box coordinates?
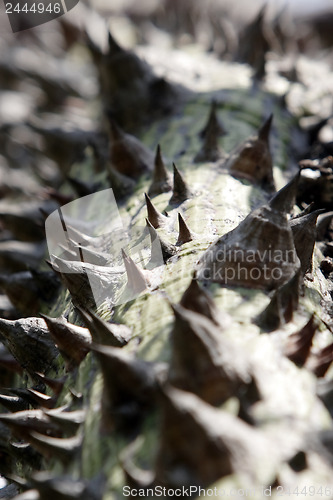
[1,6,333,500]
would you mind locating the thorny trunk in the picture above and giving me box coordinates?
[0,2,333,499]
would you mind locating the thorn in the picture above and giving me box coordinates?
[292,202,315,219]
[26,389,55,410]
[107,164,136,200]
[156,385,261,488]
[121,249,148,294]
[108,30,123,54]
[169,303,250,405]
[169,164,190,205]
[0,410,61,439]
[44,408,86,435]
[176,213,193,245]
[91,343,157,431]
[33,372,65,396]
[144,193,167,229]
[145,219,177,263]
[108,118,154,177]
[76,307,131,347]
[227,115,274,189]
[258,113,273,143]
[197,192,300,290]
[235,5,270,79]
[269,173,300,214]
[148,145,172,196]
[0,394,29,412]
[199,101,225,139]
[28,431,82,465]
[40,314,91,367]
[257,270,301,331]
[195,102,225,162]
[180,274,220,324]
[285,315,317,366]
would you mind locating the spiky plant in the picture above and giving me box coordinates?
[0,3,333,499]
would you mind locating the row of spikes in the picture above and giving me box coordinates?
[197,173,326,291]
[106,107,275,196]
[1,281,333,490]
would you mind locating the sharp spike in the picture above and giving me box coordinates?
[156,385,264,488]
[0,394,29,412]
[285,315,317,366]
[108,118,154,177]
[227,115,274,188]
[290,209,325,274]
[180,274,220,325]
[235,5,270,79]
[176,213,193,245]
[148,145,172,196]
[144,193,167,229]
[292,202,315,220]
[33,372,65,396]
[195,102,225,162]
[197,188,300,290]
[257,270,301,331]
[199,101,225,139]
[0,410,61,439]
[169,163,190,205]
[40,314,91,367]
[0,317,59,375]
[269,173,300,214]
[169,304,251,405]
[107,163,136,200]
[121,249,148,294]
[26,389,55,410]
[91,343,157,431]
[146,219,177,263]
[28,431,82,465]
[44,408,86,435]
[76,307,131,347]
[258,113,273,142]
[108,30,123,54]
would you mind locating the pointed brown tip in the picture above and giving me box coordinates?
[170,164,190,205]
[269,173,300,214]
[144,193,166,229]
[176,213,193,245]
[148,145,172,196]
[258,114,273,143]
[121,249,148,293]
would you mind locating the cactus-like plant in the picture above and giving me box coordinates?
[0,3,333,499]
